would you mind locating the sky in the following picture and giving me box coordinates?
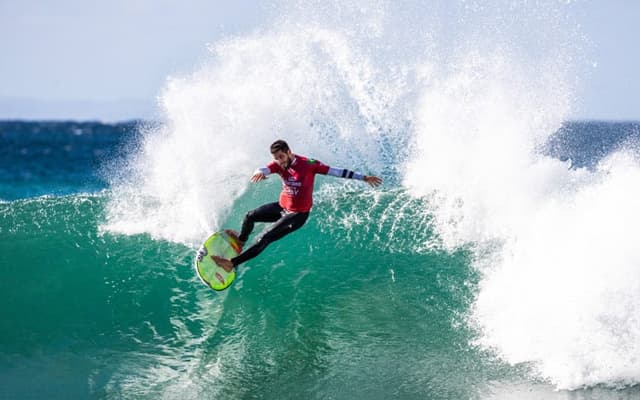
[0,0,638,121]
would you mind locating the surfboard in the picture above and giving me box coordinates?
[195,230,243,291]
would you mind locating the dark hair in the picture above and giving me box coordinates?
[270,140,290,154]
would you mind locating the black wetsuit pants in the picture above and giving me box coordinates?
[231,202,309,267]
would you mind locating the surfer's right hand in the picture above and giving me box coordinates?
[251,172,267,182]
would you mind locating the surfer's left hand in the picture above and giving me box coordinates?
[364,176,382,187]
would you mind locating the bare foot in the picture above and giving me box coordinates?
[225,229,245,245]
[211,255,234,272]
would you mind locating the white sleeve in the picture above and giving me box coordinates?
[327,167,365,180]
[254,167,272,176]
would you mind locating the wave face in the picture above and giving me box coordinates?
[2,192,493,399]
[4,1,640,398]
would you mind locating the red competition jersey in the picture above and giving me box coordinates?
[267,155,330,212]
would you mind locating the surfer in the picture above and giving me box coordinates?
[212,140,382,272]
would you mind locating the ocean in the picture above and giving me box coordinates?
[3,1,640,398]
[2,120,639,400]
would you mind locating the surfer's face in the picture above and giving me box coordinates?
[272,149,294,169]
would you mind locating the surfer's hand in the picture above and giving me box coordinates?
[251,172,267,182]
[364,175,382,187]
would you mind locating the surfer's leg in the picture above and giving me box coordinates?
[238,202,283,243]
[231,211,309,267]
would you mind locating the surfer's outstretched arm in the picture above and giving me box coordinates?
[325,167,382,187]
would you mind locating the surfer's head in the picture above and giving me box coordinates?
[271,140,294,169]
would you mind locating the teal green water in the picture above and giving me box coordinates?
[4,119,640,398]
[0,189,512,399]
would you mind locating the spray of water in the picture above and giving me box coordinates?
[103,23,407,245]
[400,4,640,390]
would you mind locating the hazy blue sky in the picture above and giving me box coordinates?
[1,0,638,121]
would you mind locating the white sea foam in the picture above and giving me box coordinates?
[402,19,640,392]
[471,151,640,389]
